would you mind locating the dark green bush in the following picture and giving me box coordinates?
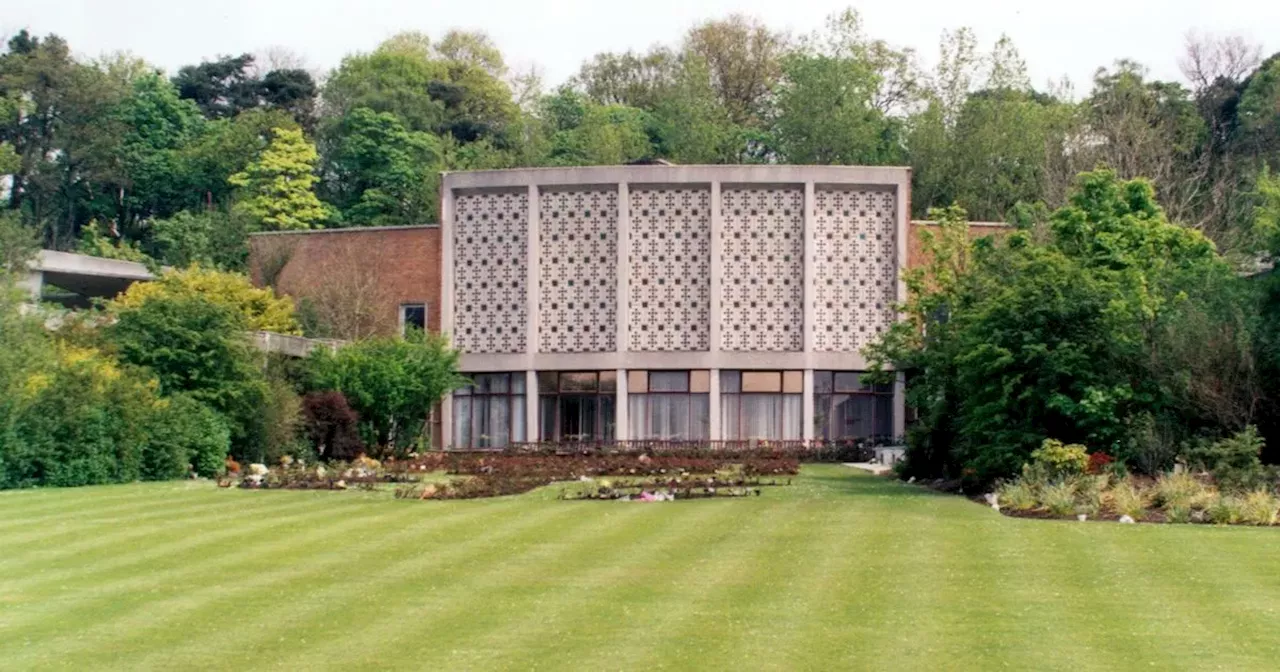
[143,394,231,479]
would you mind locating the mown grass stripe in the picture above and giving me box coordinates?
[263,500,659,669]
[83,500,539,671]
[416,499,746,670]
[1,499,502,668]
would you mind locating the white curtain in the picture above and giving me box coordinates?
[511,397,526,443]
[782,394,802,440]
[453,397,472,448]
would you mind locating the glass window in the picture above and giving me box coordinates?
[720,370,801,440]
[627,371,708,440]
[814,371,894,442]
[400,303,426,334]
[537,371,616,442]
[452,372,525,448]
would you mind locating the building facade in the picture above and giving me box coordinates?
[441,165,910,448]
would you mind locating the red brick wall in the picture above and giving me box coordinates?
[249,226,442,338]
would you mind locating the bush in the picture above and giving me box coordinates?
[997,479,1038,511]
[302,391,364,460]
[1107,478,1149,520]
[107,291,269,461]
[306,331,464,455]
[1207,495,1244,525]
[259,378,305,464]
[1040,481,1078,517]
[3,345,158,488]
[1031,439,1089,477]
[144,394,231,479]
[1239,490,1279,526]
[1153,472,1214,512]
[112,265,298,333]
[1184,426,1266,491]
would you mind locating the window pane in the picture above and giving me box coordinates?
[648,394,689,439]
[487,396,510,447]
[649,371,689,392]
[471,396,486,447]
[401,304,426,333]
[453,397,472,448]
[875,394,894,438]
[560,372,597,392]
[783,394,802,440]
[629,395,647,439]
[720,370,741,393]
[599,370,617,393]
[690,394,710,440]
[741,394,783,439]
[479,373,509,394]
[599,394,616,440]
[833,394,876,439]
[511,372,526,394]
[539,396,555,441]
[814,371,834,394]
[455,381,473,396]
[814,393,832,440]
[537,372,557,394]
[834,372,862,393]
[512,397,526,443]
[720,393,741,439]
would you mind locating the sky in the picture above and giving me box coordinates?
[3,0,1278,94]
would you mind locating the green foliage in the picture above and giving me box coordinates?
[229,127,330,231]
[113,265,298,333]
[540,88,654,165]
[259,378,305,465]
[871,171,1238,485]
[306,331,464,454]
[148,209,249,270]
[996,479,1037,511]
[0,211,39,276]
[1238,489,1279,526]
[1039,481,1078,517]
[143,393,230,479]
[323,107,442,226]
[1152,472,1213,512]
[77,221,149,262]
[1108,478,1149,519]
[1184,426,1265,489]
[106,291,268,461]
[1030,439,1089,477]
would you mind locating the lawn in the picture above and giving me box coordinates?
[2,465,1279,671]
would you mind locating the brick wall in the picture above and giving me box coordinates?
[249,226,441,338]
[907,220,1009,270]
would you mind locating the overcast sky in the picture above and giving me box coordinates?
[3,0,1277,93]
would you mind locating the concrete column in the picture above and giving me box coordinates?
[616,182,630,355]
[440,187,455,449]
[709,181,723,354]
[803,181,817,355]
[802,369,815,443]
[615,368,628,441]
[18,270,43,302]
[708,368,721,441]
[526,369,539,442]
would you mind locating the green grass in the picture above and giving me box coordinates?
[2,465,1280,671]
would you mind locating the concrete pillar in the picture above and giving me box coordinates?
[615,183,630,441]
[802,369,815,442]
[615,368,628,441]
[440,186,456,449]
[526,369,539,442]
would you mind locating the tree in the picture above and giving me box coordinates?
[106,292,268,460]
[574,47,682,109]
[148,209,250,270]
[683,15,786,127]
[539,88,653,165]
[323,107,441,227]
[112,265,299,333]
[229,126,329,230]
[307,331,465,453]
[172,54,260,119]
[869,170,1237,485]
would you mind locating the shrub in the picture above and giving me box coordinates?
[302,391,364,460]
[107,291,269,461]
[1207,495,1244,525]
[1040,481,1078,517]
[1086,452,1114,475]
[112,265,298,333]
[1184,426,1266,492]
[3,345,158,488]
[1153,472,1214,512]
[1074,475,1107,516]
[1239,490,1279,526]
[260,378,305,464]
[1107,478,1149,520]
[1031,440,1089,477]
[144,394,231,479]
[997,479,1038,511]
[306,331,465,455]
